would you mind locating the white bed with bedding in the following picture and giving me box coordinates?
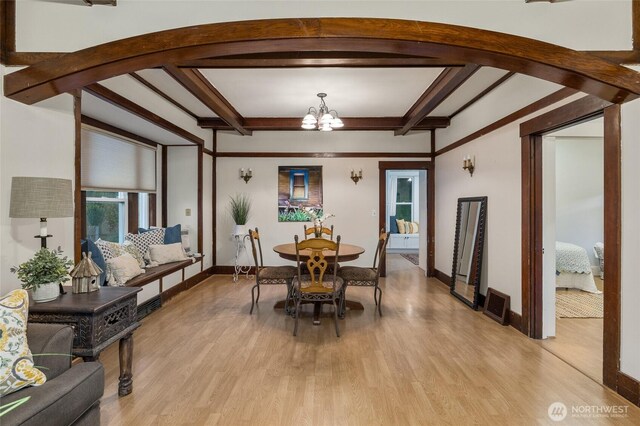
[555,241,600,293]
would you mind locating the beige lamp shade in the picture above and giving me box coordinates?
[9,177,73,218]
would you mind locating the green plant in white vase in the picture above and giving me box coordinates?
[228,194,251,236]
[10,248,73,303]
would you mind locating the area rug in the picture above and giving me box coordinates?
[400,253,419,266]
[556,290,603,318]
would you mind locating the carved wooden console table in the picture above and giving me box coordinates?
[29,286,141,397]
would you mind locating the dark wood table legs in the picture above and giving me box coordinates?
[274,299,364,325]
[118,333,134,396]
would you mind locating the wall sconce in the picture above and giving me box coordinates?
[240,168,252,184]
[350,169,363,184]
[463,155,475,176]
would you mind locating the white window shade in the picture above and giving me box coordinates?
[81,128,157,192]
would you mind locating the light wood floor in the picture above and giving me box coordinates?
[98,256,639,425]
[539,277,605,384]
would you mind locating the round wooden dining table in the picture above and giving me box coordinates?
[272,242,366,324]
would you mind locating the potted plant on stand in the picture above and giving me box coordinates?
[11,248,73,303]
[229,193,251,236]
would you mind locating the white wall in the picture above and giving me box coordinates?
[216,130,430,267]
[436,75,563,151]
[15,1,631,52]
[167,146,199,252]
[554,136,604,265]
[0,66,76,293]
[620,98,640,381]
[434,92,585,314]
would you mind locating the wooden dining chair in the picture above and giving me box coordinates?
[303,224,334,240]
[248,228,297,315]
[292,235,344,337]
[337,229,388,316]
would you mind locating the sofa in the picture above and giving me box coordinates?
[1,324,104,426]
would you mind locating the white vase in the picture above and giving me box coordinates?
[31,282,59,303]
[232,224,247,236]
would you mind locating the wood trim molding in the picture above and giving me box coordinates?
[197,145,203,255]
[73,91,82,263]
[603,104,622,390]
[449,71,515,119]
[211,131,217,267]
[83,83,204,146]
[164,66,251,136]
[129,72,199,119]
[519,95,612,137]
[215,152,433,158]
[161,146,168,228]
[520,97,622,396]
[179,54,467,68]
[0,0,15,64]
[434,269,451,287]
[435,87,578,156]
[617,372,640,407]
[81,115,158,148]
[148,193,157,226]
[396,65,480,136]
[197,116,450,131]
[127,193,139,233]
[5,18,640,104]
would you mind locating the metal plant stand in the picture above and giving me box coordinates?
[233,233,252,282]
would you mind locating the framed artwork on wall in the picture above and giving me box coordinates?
[277,166,323,222]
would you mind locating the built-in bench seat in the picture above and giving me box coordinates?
[122,256,207,318]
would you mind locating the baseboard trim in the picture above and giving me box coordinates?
[508,310,524,334]
[161,270,210,303]
[212,265,256,275]
[617,371,640,407]
[434,268,451,287]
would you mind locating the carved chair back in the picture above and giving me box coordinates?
[303,224,334,240]
[248,228,264,268]
[294,235,341,293]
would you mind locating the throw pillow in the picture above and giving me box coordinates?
[120,241,145,269]
[139,225,182,245]
[411,222,419,233]
[106,253,145,286]
[389,215,399,234]
[148,243,188,265]
[396,219,406,234]
[163,224,182,244]
[0,290,47,397]
[125,228,165,264]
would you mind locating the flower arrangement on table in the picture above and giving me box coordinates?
[304,208,335,237]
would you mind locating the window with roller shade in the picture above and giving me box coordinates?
[81,128,156,242]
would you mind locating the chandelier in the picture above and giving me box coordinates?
[301,93,344,131]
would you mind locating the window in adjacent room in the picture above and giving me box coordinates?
[394,177,414,222]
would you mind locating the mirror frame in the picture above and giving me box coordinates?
[450,196,488,310]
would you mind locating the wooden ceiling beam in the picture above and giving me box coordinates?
[197,116,450,131]
[129,72,198,119]
[164,65,251,136]
[83,83,204,145]
[395,64,480,136]
[81,115,158,147]
[178,57,465,68]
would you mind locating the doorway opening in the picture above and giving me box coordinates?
[520,96,621,390]
[539,118,605,383]
[378,161,434,277]
[385,169,424,270]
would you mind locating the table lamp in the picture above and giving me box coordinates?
[9,177,74,294]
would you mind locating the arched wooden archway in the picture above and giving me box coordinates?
[4,18,640,104]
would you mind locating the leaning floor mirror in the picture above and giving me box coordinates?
[450,196,487,309]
